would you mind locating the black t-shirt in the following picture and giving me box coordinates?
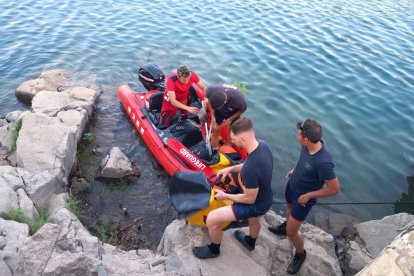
[289,141,336,203]
[206,85,247,119]
[240,140,274,210]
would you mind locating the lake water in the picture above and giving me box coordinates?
[1,0,413,231]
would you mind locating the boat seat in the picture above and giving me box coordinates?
[170,120,204,149]
[149,91,164,113]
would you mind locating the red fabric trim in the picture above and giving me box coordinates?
[231,205,237,220]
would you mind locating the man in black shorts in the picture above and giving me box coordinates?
[192,118,274,259]
[206,84,247,147]
[268,119,340,274]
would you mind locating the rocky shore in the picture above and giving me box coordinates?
[0,70,413,275]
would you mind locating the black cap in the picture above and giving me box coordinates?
[297,119,322,143]
[208,90,226,109]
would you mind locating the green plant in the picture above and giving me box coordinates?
[231,81,248,94]
[30,206,50,235]
[90,220,120,245]
[6,208,28,224]
[82,132,93,142]
[68,197,82,216]
[10,118,23,152]
[395,176,414,215]
[6,207,50,235]
[81,183,92,194]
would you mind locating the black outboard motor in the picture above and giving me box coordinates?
[138,63,166,91]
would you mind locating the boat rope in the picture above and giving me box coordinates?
[272,199,414,205]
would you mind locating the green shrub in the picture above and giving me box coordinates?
[68,197,82,216]
[30,207,50,235]
[231,81,248,94]
[82,132,93,142]
[90,220,120,245]
[6,207,50,235]
[10,118,23,152]
[6,208,28,224]
[395,176,414,215]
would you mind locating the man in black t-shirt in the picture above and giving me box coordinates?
[193,118,274,259]
[268,119,340,274]
[206,85,247,147]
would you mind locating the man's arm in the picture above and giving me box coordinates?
[207,102,217,126]
[215,186,258,204]
[196,80,207,94]
[167,90,199,114]
[224,110,243,126]
[298,178,340,205]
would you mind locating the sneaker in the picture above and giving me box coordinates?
[268,221,287,236]
[287,250,307,274]
[234,230,255,251]
[192,245,219,259]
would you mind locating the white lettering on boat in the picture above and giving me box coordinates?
[140,127,144,135]
[179,148,206,170]
[136,119,140,127]
[132,113,135,120]
[127,106,131,114]
[139,73,154,82]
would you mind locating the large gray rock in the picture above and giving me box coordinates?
[0,119,7,127]
[15,209,167,276]
[23,168,66,208]
[100,147,137,178]
[16,189,39,221]
[15,69,66,103]
[16,223,63,276]
[158,211,341,276]
[32,88,97,117]
[67,86,98,104]
[51,208,100,258]
[328,213,361,237]
[42,251,100,276]
[0,124,11,154]
[0,166,29,191]
[102,249,168,276]
[357,221,414,276]
[0,182,18,217]
[355,213,414,257]
[5,110,30,123]
[0,257,12,276]
[346,240,373,274]
[0,218,29,274]
[57,109,88,143]
[48,193,69,215]
[16,113,76,178]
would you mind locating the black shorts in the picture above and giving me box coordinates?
[285,182,313,222]
[232,203,270,220]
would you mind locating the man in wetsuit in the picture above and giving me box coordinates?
[160,65,207,127]
[192,118,274,259]
[206,84,247,147]
[268,119,340,274]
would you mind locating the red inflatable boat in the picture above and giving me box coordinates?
[117,64,246,184]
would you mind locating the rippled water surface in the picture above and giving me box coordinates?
[1,0,413,228]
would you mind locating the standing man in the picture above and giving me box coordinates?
[192,118,274,259]
[268,119,340,274]
[206,84,247,147]
[160,65,207,127]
